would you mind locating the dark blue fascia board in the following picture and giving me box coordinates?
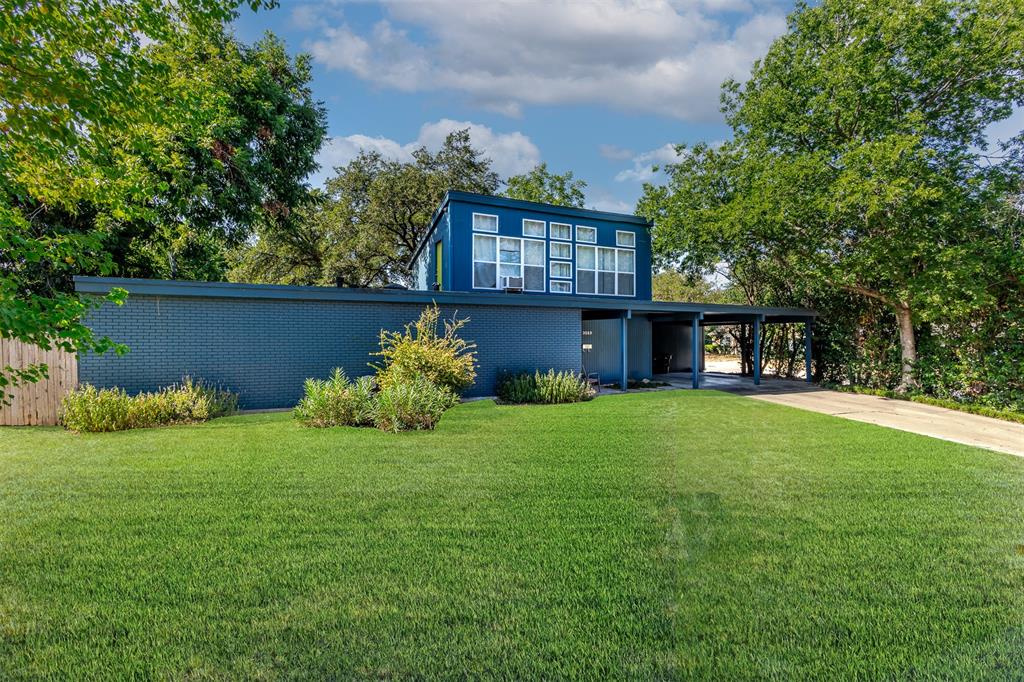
[408,190,654,266]
[74,276,817,319]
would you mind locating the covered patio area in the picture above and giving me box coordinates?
[581,302,817,390]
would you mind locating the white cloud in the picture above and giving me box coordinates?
[310,118,541,186]
[304,0,787,120]
[614,143,687,182]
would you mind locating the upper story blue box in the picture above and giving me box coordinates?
[410,191,654,301]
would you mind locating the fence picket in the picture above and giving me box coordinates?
[0,340,77,426]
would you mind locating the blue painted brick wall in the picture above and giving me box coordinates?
[79,294,583,409]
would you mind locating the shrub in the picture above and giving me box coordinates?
[293,369,375,428]
[61,378,237,432]
[373,304,477,395]
[497,370,594,405]
[497,372,540,404]
[371,376,458,433]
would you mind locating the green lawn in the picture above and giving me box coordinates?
[2,391,1023,679]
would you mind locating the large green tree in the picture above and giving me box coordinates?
[503,163,586,207]
[1,0,297,397]
[233,130,500,287]
[8,29,325,287]
[640,0,1024,392]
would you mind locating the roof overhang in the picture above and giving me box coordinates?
[75,277,816,320]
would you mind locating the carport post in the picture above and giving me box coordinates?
[753,314,763,386]
[691,313,703,389]
[804,319,813,383]
[620,310,630,390]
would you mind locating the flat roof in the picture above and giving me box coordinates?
[75,277,816,321]
[409,190,653,265]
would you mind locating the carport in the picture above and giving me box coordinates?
[581,302,817,390]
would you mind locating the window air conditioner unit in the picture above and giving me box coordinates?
[501,276,524,292]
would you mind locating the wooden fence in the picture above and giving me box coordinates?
[0,339,78,426]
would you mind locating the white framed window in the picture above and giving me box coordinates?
[522,219,546,238]
[616,248,635,296]
[550,222,572,241]
[549,241,571,260]
[577,244,635,296]
[598,247,617,295]
[576,225,597,243]
[473,213,498,233]
[616,230,635,247]
[493,236,545,291]
[523,238,545,292]
[550,280,572,294]
[550,261,572,279]
[473,234,498,289]
[576,245,596,295]
[499,237,522,289]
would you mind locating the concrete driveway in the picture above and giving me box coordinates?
[656,373,1024,458]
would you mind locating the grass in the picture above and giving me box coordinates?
[2,391,1023,678]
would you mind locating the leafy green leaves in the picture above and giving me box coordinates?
[503,163,587,207]
[1,0,295,396]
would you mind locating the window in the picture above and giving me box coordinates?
[499,237,521,287]
[550,261,572,279]
[473,213,498,233]
[576,226,596,243]
[550,222,572,240]
[616,230,635,247]
[550,241,571,260]
[487,236,544,291]
[577,244,634,296]
[522,219,545,237]
[598,247,616,295]
[523,239,545,291]
[550,280,572,294]
[616,249,635,296]
[577,245,596,294]
[473,234,497,289]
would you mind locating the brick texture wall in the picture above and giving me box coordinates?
[79,294,583,408]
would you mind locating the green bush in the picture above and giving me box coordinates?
[373,304,477,395]
[61,378,237,432]
[371,375,458,433]
[497,372,540,403]
[293,369,375,428]
[497,370,594,405]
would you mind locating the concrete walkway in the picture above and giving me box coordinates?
[656,373,1024,458]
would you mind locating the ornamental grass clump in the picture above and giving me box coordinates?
[371,375,459,433]
[497,370,594,405]
[293,369,375,428]
[372,304,477,395]
[61,377,237,432]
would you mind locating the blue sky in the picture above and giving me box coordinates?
[230,0,796,212]
[231,0,1022,213]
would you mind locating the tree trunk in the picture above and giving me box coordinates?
[895,303,918,393]
[837,283,919,393]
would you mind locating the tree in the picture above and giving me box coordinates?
[1,0,280,398]
[640,0,1024,392]
[234,130,500,287]
[503,163,586,207]
[652,270,738,304]
[10,29,326,286]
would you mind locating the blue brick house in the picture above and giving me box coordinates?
[76,192,816,409]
